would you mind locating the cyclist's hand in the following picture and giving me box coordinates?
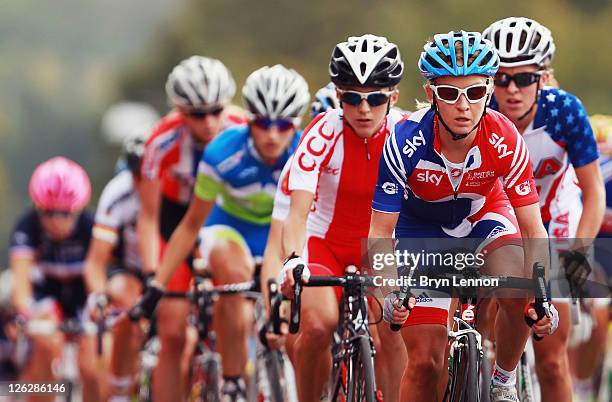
[383,292,415,326]
[259,321,289,350]
[84,292,109,322]
[128,280,164,321]
[560,249,591,295]
[525,303,559,337]
[278,254,310,299]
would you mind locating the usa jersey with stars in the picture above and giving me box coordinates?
[492,87,599,226]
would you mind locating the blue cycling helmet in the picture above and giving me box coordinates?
[418,31,499,80]
[310,82,340,118]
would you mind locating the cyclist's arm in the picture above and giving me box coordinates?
[261,217,283,312]
[84,237,114,294]
[281,190,314,258]
[574,160,605,242]
[10,253,34,313]
[369,211,400,297]
[137,178,161,274]
[514,203,550,273]
[155,196,214,286]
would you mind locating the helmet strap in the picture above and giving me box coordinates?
[432,95,486,141]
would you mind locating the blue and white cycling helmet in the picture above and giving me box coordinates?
[310,83,340,118]
[418,31,499,80]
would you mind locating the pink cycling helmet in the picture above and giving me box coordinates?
[29,157,91,212]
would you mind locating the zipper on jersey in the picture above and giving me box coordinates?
[364,138,370,161]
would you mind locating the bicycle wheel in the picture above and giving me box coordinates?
[516,352,535,402]
[448,332,480,402]
[137,370,153,402]
[346,336,376,402]
[189,352,221,402]
[479,340,493,402]
[262,349,296,402]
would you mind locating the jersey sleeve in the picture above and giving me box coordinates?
[92,178,123,245]
[9,211,38,258]
[372,125,409,213]
[552,91,599,168]
[272,156,292,221]
[498,118,540,208]
[287,113,339,194]
[194,152,224,202]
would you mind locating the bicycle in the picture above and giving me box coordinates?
[252,279,298,402]
[290,264,380,402]
[15,315,109,402]
[392,262,551,402]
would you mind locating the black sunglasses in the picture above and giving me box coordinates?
[494,72,542,88]
[338,90,395,107]
[185,106,224,119]
[252,117,295,131]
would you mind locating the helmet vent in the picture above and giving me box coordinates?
[506,36,513,53]
[361,41,368,52]
[532,32,542,49]
[360,62,367,76]
[256,90,267,109]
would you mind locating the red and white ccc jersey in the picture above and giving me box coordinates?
[286,108,408,244]
[141,110,246,204]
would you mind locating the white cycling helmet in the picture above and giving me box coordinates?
[310,82,340,117]
[166,56,236,107]
[242,64,310,120]
[483,17,555,68]
[329,34,404,88]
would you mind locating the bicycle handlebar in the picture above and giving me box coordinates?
[387,262,551,337]
[289,267,377,334]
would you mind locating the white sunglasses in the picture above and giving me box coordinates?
[430,83,491,104]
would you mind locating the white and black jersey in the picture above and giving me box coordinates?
[93,170,141,271]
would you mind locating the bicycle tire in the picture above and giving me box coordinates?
[137,362,154,402]
[263,349,288,402]
[346,336,376,402]
[202,355,222,402]
[516,352,535,402]
[188,352,221,402]
[448,332,480,402]
[479,341,492,402]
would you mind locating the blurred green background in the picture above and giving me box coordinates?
[2,0,612,264]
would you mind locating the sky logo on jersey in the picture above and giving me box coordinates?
[515,180,531,196]
[382,182,398,195]
[489,133,513,159]
[416,171,443,186]
[402,130,426,157]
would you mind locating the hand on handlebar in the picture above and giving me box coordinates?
[560,249,591,296]
[278,254,310,299]
[128,280,164,321]
[259,319,289,350]
[383,291,416,327]
[524,302,559,338]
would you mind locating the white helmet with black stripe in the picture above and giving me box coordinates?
[483,17,556,67]
[166,56,236,107]
[242,64,310,121]
[329,34,404,88]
